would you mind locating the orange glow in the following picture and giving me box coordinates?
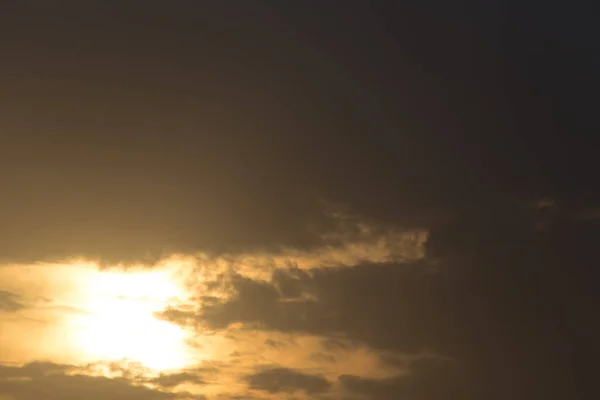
[0,262,197,372]
[69,268,192,371]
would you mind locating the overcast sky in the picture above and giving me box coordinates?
[0,2,598,400]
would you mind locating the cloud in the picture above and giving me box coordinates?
[152,255,460,398]
[153,199,598,399]
[0,2,598,399]
[3,199,593,399]
[244,367,331,395]
[0,140,432,266]
[151,372,205,388]
[153,223,426,316]
[161,260,445,355]
[339,357,463,400]
[0,291,25,312]
[114,327,404,398]
[0,362,178,400]
[213,329,404,381]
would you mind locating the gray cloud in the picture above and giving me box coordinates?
[244,367,331,395]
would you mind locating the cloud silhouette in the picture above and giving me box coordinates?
[0,2,598,399]
[162,260,446,355]
[0,362,179,400]
[244,367,331,395]
[151,372,205,388]
[155,199,597,399]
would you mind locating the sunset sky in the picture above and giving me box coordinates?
[0,2,598,400]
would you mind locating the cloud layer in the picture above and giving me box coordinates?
[1,1,599,399]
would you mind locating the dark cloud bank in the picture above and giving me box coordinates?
[1,2,598,399]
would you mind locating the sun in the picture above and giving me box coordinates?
[70,267,193,371]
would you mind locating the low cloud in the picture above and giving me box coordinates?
[153,223,427,316]
[244,367,331,395]
[0,362,178,400]
[151,372,205,388]
[159,260,445,355]
[2,201,593,399]
[339,357,463,400]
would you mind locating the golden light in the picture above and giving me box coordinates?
[67,265,195,372]
[0,260,201,373]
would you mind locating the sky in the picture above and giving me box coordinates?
[0,2,598,399]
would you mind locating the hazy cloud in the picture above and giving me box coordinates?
[0,291,25,312]
[162,260,446,355]
[151,372,205,388]
[244,367,331,395]
[154,200,596,399]
[0,362,177,400]
[0,1,598,399]
[339,357,463,400]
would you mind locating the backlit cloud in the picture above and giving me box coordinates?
[0,362,179,400]
[0,1,596,399]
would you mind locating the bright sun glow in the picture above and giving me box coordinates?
[70,267,192,371]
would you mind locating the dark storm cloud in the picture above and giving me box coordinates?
[0,290,25,312]
[0,362,178,400]
[244,367,330,395]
